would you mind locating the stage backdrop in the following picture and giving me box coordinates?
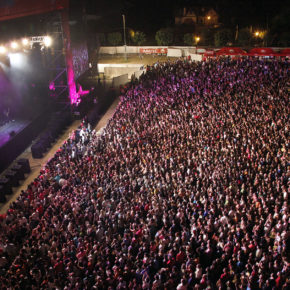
[0,0,69,21]
[72,42,89,80]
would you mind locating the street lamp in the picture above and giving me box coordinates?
[122,14,127,61]
[195,36,200,53]
[254,31,266,46]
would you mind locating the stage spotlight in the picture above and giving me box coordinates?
[43,36,52,47]
[22,38,29,46]
[11,41,18,49]
[8,53,28,69]
[0,46,6,54]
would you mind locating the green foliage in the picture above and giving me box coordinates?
[200,28,214,46]
[155,29,173,46]
[214,29,233,47]
[183,33,195,46]
[237,28,252,46]
[107,32,122,46]
[268,7,290,46]
[131,31,146,46]
[276,31,290,47]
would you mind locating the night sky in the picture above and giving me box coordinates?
[0,0,289,41]
[87,0,289,33]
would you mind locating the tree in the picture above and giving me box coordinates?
[107,32,122,46]
[214,29,233,47]
[237,28,252,46]
[276,31,290,47]
[200,28,214,46]
[183,33,195,46]
[97,33,106,46]
[131,31,146,46]
[268,7,290,46]
[155,29,173,46]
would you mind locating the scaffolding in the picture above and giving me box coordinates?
[42,11,70,104]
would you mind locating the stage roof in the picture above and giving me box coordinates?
[0,0,69,22]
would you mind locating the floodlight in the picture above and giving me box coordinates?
[0,46,6,54]
[22,38,29,46]
[43,36,52,47]
[8,52,29,69]
[11,41,18,49]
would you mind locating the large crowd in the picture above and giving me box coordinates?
[0,56,289,289]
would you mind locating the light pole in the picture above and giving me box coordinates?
[122,14,127,61]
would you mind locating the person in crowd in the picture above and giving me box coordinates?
[0,56,289,289]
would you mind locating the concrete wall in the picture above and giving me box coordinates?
[98,46,210,57]
[99,47,118,54]
[167,48,182,57]
[133,69,146,79]
[100,46,168,54]
[112,74,129,88]
[104,65,143,79]
[189,54,203,62]
[98,63,142,74]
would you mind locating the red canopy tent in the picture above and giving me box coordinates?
[216,47,247,56]
[279,48,290,56]
[204,50,216,56]
[248,47,279,56]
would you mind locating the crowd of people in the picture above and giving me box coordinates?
[0,56,289,289]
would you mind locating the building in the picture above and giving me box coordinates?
[175,7,219,27]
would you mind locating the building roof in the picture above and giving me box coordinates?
[176,6,217,17]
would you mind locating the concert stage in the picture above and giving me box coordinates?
[0,115,48,173]
[0,120,30,148]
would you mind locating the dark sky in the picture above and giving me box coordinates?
[0,0,288,40]
[87,0,289,33]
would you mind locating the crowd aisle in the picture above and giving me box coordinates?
[0,57,289,289]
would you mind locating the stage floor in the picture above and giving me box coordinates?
[0,120,30,148]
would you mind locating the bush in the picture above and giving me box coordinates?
[277,31,290,46]
[107,32,122,46]
[200,28,214,46]
[155,29,173,46]
[183,33,195,46]
[214,29,233,47]
[237,28,252,46]
[131,31,146,46]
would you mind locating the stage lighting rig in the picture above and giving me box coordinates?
[22,38,29,46]
[43,36,52,47]
[0,46,6,54]
[11,41,18,49]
